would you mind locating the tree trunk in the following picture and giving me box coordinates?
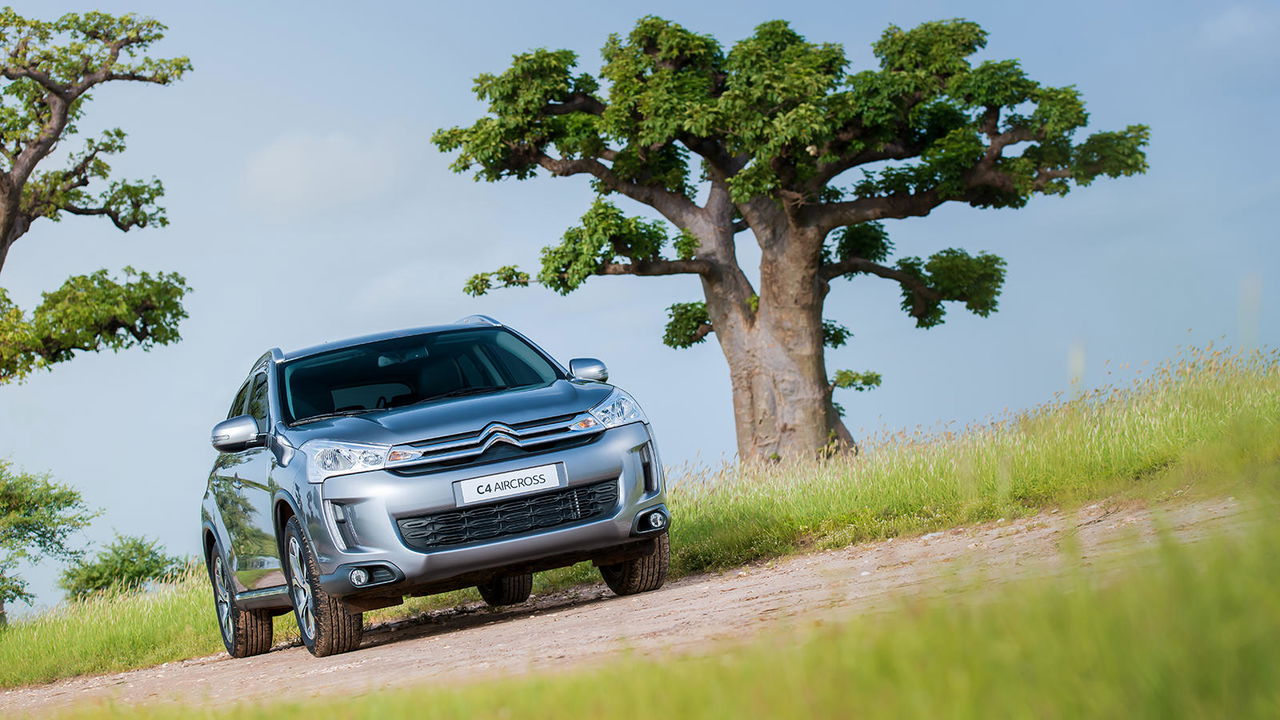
[701,224,853,460]
[713,302,851,460]
[0,599,7,628]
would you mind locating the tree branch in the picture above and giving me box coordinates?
[543,93,606,116]
[678,134,747,180]
[0,65,70,98]
[57,146,109,193]
[1033,167,1073,188]
[62,201,148,232]
[803,103,1059,234]
[534,152,702,228]
[820,257,940,321]
[803,189,945,234]
[808,140,920,191]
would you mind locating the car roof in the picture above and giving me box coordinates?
[276,316,503,362]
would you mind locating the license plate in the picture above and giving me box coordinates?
[454,463,565,506]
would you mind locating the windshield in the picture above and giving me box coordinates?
[280,328,562,424]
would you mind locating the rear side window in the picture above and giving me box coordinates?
[247,373,270,432]
[227,379,252,419]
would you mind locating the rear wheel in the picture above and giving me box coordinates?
[477,572,534,606]
[283,516,363,657]
[207,543,273,658]
[600,533,670,596]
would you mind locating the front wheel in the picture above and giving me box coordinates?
[283,516,363,657]
[600,533,670,596]
[207,542,273,658]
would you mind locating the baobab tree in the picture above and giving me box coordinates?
[434,17,1148,459]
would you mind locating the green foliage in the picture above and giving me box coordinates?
[430,47,614,183]
[822,319,851,348]
[0,267,190,383]
[673,230,700,261]
[831,369,882,392]
[825,221,893,264]
[463,265,529,297]
[20,130,169,231]
[538,199,669,294]
[58,534,181,600]
[0,9,189,83]
[0,460,97,607]
[895,249,1007,328]
[436,16,1147,210]
[663,301,711,348]
[1069,125,1152,186]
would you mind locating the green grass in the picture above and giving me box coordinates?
[50,461,1280,719]
[1,345,1277,688]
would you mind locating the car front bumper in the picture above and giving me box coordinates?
[306,422,666,598]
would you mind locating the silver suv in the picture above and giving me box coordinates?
[201,316,670,658]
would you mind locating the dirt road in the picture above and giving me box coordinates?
[1,496,1244,715]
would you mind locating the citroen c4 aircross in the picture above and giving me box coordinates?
[201,316,670,657]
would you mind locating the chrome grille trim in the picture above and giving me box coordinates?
[388,413,603,469]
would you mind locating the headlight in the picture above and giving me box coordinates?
[589,389,647,428]
[301,440,390,484]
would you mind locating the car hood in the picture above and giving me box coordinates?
[280,379,614,447]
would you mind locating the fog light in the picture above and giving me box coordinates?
[350,568,370,586]
[647,512,666,529]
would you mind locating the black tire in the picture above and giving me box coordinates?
[283,516,363,657]
[600,533,670,596]
[207,541,273,658]
[477,572,534,606]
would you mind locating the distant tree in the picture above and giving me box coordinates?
[434,17,1149,459]
[0,8,192,384]
[0,459,97,626]
[59,533,181,599]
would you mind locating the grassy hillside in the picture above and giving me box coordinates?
[1,345,1276,688]
[50,463,1280,719]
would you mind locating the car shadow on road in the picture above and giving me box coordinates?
[352,584,624,652]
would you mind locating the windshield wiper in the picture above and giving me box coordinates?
[290,408,377,426]
[413,385,510,405]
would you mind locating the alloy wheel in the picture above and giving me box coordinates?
[287,536,316,640]
[212,555,233,643]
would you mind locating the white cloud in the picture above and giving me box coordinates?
[241,131,408,222]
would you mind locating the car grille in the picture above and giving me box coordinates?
[388,432,600,476]
[396,479,619,551]
[387,413,604,472]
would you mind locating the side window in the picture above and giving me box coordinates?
[227,379,252,420]
[247,373,270,432]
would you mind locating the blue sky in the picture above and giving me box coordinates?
[1,0,1276,611]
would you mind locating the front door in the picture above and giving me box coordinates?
[232,370,284,590]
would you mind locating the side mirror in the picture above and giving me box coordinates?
[211,414,264,452]
[569,358,609,383]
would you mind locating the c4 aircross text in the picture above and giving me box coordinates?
[201,316,670,658]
